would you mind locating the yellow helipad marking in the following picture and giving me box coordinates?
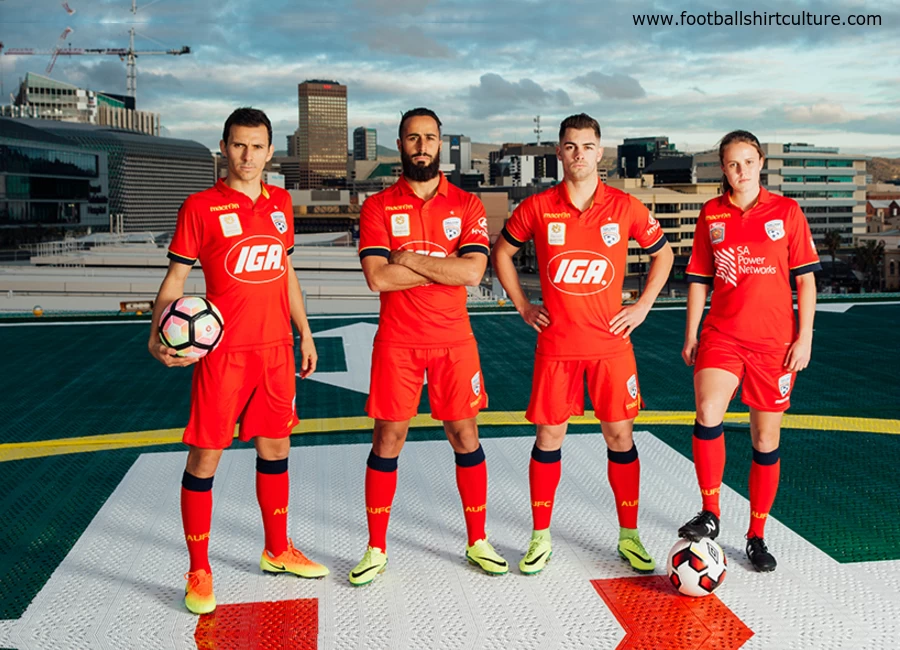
[1,411,897,463]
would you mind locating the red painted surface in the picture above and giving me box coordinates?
[194,598,317,649]
[592,576,753,649]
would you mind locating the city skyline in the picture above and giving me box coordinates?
[2,0,899,156]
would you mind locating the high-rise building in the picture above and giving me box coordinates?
[695,142,868,244]
[1,73,161,136]
[296,80,347,189]
[617,136,680,179]
[353,127,377,161]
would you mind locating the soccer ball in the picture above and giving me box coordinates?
[666,537,727,597]
[158,296,224,358]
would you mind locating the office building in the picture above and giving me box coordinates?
[353,127,377,161]
[617,136,681,179]
[3,118,213,234]
[296,80,348,189]
[1,73,161,136]
[695,142,867,244]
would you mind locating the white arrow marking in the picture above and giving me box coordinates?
[302,322,427,395]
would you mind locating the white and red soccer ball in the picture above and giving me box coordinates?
[158,296,224,358]
[666,537,727,597]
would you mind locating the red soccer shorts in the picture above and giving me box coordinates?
[526,351,642,425]
[366,339,487,422]
[695,329,796,412]
[183,344,299,448]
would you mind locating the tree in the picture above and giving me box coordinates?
[822,229,843,285]
[854,239,885,292]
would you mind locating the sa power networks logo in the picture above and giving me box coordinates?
[225,235,287,284]
[714,245,776,287]
[547,250,614,296]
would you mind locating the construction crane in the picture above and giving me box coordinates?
[0,1,190,101]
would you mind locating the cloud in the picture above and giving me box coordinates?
[573,71,646,100]
[467,73,571,118]
[764,102,858,126]
[359,26,454,59]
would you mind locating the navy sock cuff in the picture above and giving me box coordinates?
[455,444,485,468]
[607,445,639,464]
[367,451,398,473]
[182,471,214,492]
[752,448,780,465]
[256,457,288,475]
[531,445,561,463]
[694,420,724,440]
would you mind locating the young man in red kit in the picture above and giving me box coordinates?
[148,108,328,615]
[492,114,673,575]
[349,107,507,585]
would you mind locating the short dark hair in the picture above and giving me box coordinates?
[398,107,442,139]
[558,113,601,141]
[222,107,272,145]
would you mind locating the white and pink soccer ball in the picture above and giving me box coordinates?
[158,296,224,358]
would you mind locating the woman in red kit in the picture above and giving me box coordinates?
[677,130,820,572]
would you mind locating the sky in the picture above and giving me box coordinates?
[2,0,899,156]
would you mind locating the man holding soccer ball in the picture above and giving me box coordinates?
[148,107,327,615]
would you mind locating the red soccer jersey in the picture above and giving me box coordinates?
[168,179,295,353]
[686,188,821,352]
[358,173,490,348]
[502,181,667,359]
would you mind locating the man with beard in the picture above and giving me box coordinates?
[349,107,507,585]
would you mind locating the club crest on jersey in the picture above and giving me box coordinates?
[392,213,410,237]
[601,223,620,247]
[443,217,462,240]
[627,374,638,399]
[778,373,792,398]
[270,211,288,234]
[709,222,726,245]
[548,222,566,246]
[219,212,243,238]
[471,371,481,397]
[765,219,785,241]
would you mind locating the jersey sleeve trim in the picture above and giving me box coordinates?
[501,226,525,247]
[286,245,295,256]
[359,246,390,260]
[643,234,667,255]
[459,243,489,257]
[167,250,196,266]
[686,273,713,285]
[790,261,822,276]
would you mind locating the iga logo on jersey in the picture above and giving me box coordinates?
[547,250,614,296]
[765,219,785,241]
[601,223,620,246]
[270,211,288,234]
[443,217,462,240]
[225,235,287,284]
[709,222,726,245]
